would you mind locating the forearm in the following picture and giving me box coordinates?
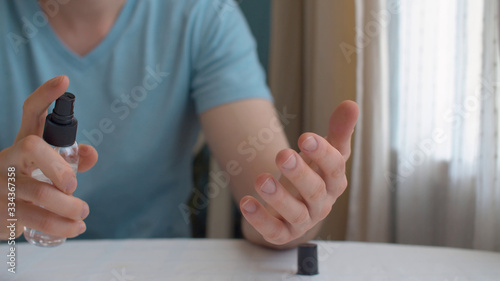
[200,98,291,201]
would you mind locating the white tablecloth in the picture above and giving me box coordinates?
[1,239,499,280]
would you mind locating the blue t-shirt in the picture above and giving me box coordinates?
[0,0,272,238]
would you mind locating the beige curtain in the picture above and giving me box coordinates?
[348,0,500,251]
[345,0,392,242]
[269,0,357,240]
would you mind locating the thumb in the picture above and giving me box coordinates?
[326,100,359,161]
[15,75,70,143]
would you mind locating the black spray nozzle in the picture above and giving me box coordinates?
[43,92,78,147]
[51,92,75,125]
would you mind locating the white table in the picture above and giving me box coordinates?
[1,239,499,280]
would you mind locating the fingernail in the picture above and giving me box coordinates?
[242,199,257,213]
[302,136,318,152]
[282,154,297,170]
[78,221,86,234]
[260,178,276,194]
[50,76,62,87]
[81,203,89,219]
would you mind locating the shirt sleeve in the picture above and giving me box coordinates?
[189,0,273,114]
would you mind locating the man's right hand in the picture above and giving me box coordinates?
[0,75,98,240]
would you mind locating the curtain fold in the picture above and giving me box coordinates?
[475,0,500,251]
[269,0,304,146]
[347,0,392,242]
[270,0,354,139]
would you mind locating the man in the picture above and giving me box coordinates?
[0,0,358,249]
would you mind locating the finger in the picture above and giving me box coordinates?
[240,196,292,245]
[15,75,70,143]
[298,133,348,199]
[276,148,333,220]
[254,174,310,226]
[16,175,89,221]
[77,144,98,173]
[17,201,86,238]
[326,100,359,161]
[14,135,77,194]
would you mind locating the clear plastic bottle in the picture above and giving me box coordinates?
[24,92,79,247]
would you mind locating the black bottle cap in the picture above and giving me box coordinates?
[297,243,319,275]
[43,92,78,147]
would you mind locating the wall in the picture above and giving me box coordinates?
[239,0,271,74]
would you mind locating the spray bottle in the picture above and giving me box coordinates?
[24,92,79,247]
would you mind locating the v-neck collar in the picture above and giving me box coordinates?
[22,0,137,69]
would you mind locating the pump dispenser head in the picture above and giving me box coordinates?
[43,92,78,147]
